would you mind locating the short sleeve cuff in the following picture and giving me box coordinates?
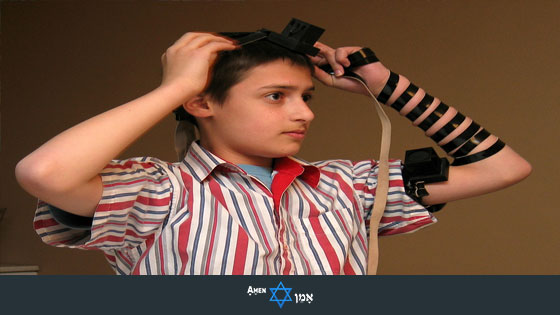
[49,206,93,230]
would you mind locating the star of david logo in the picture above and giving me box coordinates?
[269,281,292,308]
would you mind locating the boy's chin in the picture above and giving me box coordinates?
[264,150,300,159]
[275,150,299,159]
[251,142,303,159]
[274,146,302,157]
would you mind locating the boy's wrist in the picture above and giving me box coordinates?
[155,82,199,109]
[354,62,391,97]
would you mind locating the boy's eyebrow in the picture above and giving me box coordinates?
[258,85,315,91]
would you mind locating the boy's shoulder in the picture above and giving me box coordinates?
[304,157,403,179]
[304,157,379,170]
[102,156,175,175]
[292,157,379,180]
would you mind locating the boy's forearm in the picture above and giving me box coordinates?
[16,84,191,193]
[366,69,532,204]
[373,71,496,156]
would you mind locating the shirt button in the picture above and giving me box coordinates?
[283,244,288,251]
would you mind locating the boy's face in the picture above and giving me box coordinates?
[201,59,315,167]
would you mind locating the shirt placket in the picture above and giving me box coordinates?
[237,173,279,274]
[276,193,294,275]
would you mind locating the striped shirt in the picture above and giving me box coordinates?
[34,142,437,275]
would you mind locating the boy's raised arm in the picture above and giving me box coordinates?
[15,33,237,217]
[311,42,532,206]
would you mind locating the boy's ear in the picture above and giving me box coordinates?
[182,95,214,119]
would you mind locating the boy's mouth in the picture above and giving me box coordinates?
[283,129,307,139]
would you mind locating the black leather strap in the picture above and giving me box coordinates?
[418,102,449,131]
[452,128,491,157]
[377,71,399,104]
[441,121,481,153]
[430,112,466,143]
[347,47,379,67]
[452,139,505,166]
[390,83,419,111]
[405,94,434,121]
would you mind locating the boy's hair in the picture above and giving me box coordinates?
[175,40,315,126]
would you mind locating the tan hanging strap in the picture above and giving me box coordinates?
[342,75,392,275]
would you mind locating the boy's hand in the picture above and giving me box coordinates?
[310,42,391,97]
[160,32,238,103]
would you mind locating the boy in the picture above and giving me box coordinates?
[16,32,531,275]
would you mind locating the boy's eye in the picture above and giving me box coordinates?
[265,92,283,101]
[264,92,313,103]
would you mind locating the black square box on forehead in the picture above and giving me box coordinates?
[221,18,325,56]
[220,18,378,73]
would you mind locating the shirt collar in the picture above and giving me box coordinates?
[274,156,321,188]
[182,141,320,188]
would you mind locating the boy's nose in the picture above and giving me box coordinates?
[292,99,315,122]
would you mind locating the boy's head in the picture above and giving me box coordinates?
[206,39,315,103]
[180,39,317,166]
[177,40,315,126]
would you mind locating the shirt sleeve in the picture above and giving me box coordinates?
[352,159,437,236]
[33,157,177,250]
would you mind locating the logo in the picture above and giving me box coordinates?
[247,281,314,309]
[269,282,292,308]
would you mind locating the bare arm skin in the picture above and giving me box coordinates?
[15,33,237,217]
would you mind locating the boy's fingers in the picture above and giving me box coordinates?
[312,65,336,87]
[183,33,235,50]
[325,54,344,76]
[170,32,234,52]
[163,34,236,63]
[198,40,238,55]
[314,42,345,76]
[335,48,352,67]
[313,41,332,51]
[312,41,332,65]
[172,32,203,46]
[308,55,324,65]
[161,35,237,71]
[172,31,221,46]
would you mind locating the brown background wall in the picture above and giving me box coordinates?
[1,0,558,275]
